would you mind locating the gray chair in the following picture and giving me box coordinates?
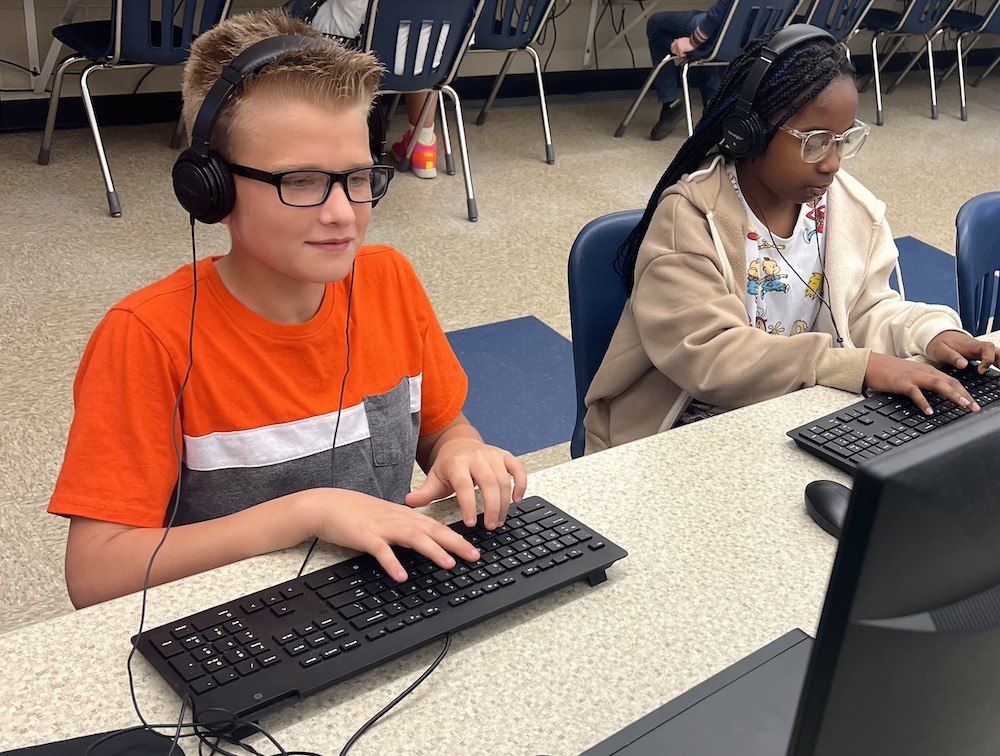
[36,0,232,216]
[615,0,798,139]
[364,0,484,222]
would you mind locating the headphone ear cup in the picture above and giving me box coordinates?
[720,111,768,161]
[173,150,235,224]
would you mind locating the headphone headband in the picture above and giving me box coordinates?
[188,35,325,159]
[720,24,837,160]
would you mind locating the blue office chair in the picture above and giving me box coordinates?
[955,192,1000,336]
[615,0,797,139]
[36,0,232,217]
[933,0,1000,121]
[364,0,484,222]
[857,0,959,126]
[568,210,641,459]
[463,0,558,164]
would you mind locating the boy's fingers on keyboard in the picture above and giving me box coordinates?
[489,457,514,526]
[419,520,479,563]
[450,471,478,528]
[505,451,528,503]
[404,531,458,572]
[368,540,408,583]
[471,457,503,530]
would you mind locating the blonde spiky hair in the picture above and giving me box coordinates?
[181,9,383,157]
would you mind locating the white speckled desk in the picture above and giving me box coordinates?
[0,385,878,754]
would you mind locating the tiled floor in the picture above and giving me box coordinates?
[1,72,998,635]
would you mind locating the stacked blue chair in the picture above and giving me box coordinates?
[801,0,877,58]
[567,210,641,459]
[465,0,559,164]
[36,0,233,216]
[857,0,959,125]
[955,192,1000,336]
[615,0,798,139]
[364,0,484,221]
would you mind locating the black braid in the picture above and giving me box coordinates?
[614,32,855,292]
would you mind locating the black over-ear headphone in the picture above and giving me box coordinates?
[719,24,837,161]
[173,34,386,224]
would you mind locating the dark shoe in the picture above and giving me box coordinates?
[650,101,682,141]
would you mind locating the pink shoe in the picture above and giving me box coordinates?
[391,130,438,179]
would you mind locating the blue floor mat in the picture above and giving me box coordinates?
[447,316,575,456]
[891,236,958,310]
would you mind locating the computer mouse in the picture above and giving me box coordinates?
[804,480,852,539]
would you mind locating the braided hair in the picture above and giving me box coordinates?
[614,32,855,291]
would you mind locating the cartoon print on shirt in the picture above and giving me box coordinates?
[760,258,789,295]
[804,202,826,243]
[805,272,824,299]
[790,319,808,335]
[747,259,761,296]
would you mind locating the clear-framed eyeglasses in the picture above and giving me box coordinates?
[228,163,394,206]
[778,120,870,164]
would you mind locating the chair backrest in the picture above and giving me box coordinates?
[975,0,1000,33]
[955,192,1000,335]
[803,0,877,41]
[894,0,958,35]
[472,0,558,50]
[363,0,483,92]
[568,210,641,459]
[691,0,799,64]
[112,0,231,65]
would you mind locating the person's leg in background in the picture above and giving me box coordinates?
[645,10,701,140]
[391,93,438,179]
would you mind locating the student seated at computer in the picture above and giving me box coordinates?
[584,25,999,454]
[46,10,526,609]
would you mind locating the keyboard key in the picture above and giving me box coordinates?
[203,657,225,673]
[588,541,607,551]
[274,631,297,645]
[306,633,329,648]
[303,570,339,590]
[214,669,239,686]
[294,624,319,637]
[169,657,206,682]
[351,610,389,630]
[341,640,361,652]
[155,638,185,659]
[235,659,261,676]
[271,604,295,618]
[191,677,217,694]
[300,655,322,668]
[283,640,309,657]
[224,648,249,665]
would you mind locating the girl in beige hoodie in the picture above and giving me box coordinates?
[585,27,998,453]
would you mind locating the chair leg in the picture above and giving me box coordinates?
[170,112,186,149]
[440,84,478,222]
[972,51,1000,87]
[872,32,886,126]
[614,54,674,138]
[37,54,88,165]
[399,92,438,173]
[957,32,969,121]
[938,34,978,85]
[79,64,122,217]
[477,50,515,126]
[860,33,903,92]
[524,45,554,164]
[682,63,694,136]
[438,90,455,175]
[927,30,941,120]
[385,93,402,129]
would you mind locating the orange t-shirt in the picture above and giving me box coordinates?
[48,245,467,528]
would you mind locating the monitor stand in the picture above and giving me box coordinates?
[582,629,812,756]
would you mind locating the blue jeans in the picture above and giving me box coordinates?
[646,10,720,105]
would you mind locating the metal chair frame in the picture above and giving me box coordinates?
[933,0,1000,120]
[364,0,484,222]
[859,0,959,126]
[464,0,559,165]
[37,0,232,217]
[614,0,797,139]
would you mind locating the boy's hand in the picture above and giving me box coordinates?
[306,489,480,583]
[670,37,697,58]
[864,353,978,416]
[926,330,1000,374]
[405,438,527,531]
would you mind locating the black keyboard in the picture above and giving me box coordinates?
[787,364,1000,474]
[135,497,627,734]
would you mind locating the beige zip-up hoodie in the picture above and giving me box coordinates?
[583,156,964,454]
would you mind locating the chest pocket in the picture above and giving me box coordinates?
[364,377,417,467]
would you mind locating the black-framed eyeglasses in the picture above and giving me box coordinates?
[228,163,394,206]
[777,119,870,164]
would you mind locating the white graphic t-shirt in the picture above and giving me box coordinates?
[726,164,827,338]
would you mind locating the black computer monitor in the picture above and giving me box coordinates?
[585,407,1000,756]
[789,407,1000,755]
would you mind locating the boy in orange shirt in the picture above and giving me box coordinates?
[48,10,526,609]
